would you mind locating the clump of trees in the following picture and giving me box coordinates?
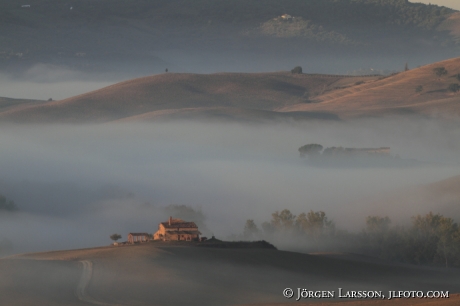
[360,212,460,268]
[241,209,338,251]
[0,195,18,212]
[243,219,259,239]
[291,66,303,74]
[298,143,323,158]
[110,234,122,242]
[240,210,460,268]
[259,17,352,44]
[433,67,448,77]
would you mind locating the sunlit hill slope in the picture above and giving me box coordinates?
[0,72,373,122]
[281,57,460,118]
[1,57,460,122]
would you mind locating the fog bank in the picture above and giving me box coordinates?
[0,118,459,254]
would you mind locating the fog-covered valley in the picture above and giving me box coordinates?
[1,118,459,255]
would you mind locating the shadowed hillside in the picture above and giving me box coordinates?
[1,0,459,75]
[1,243,458,305]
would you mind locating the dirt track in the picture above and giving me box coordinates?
[76,260,122,306]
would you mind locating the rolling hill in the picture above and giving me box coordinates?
[1,57,460,122]
[0,72,376,123]
[1,242,459,305]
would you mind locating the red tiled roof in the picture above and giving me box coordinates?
[161,218,198,229]
[165,230,201,235]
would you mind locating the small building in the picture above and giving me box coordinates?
[280,14,293,20]
[127,232,150,244]
[154,217,201,241]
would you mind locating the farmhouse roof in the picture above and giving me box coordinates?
[128,232,150,236]
[166,230,202,235]
[161,217,198,229]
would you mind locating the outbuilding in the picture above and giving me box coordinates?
[127,233,150,244]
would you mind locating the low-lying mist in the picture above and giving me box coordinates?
[0,117,459,255]
[0,64,122,100]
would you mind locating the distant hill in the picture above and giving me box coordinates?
[1,57,460,123]
[1,0,460,75]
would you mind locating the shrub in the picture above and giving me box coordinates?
[415,85,423,93]
[298,143,323,158]
[433,67,447,77]
[291,66,302,74]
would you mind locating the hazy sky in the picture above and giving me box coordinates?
[410,0,460,10]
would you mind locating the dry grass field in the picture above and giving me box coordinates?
[281,57,460,118]
[1,243,459,305]
[0,72,375,123]
[0,72,336,122]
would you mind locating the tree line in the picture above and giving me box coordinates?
[241,209,460,268]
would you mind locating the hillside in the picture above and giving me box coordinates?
[2,57,460,122]
[1,243,459,305]
[0,72,377,123]
[280,57,460,118]
[0,0,459,76]
[0,97,45,112]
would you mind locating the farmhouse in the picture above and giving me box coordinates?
[154,217,201,241]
